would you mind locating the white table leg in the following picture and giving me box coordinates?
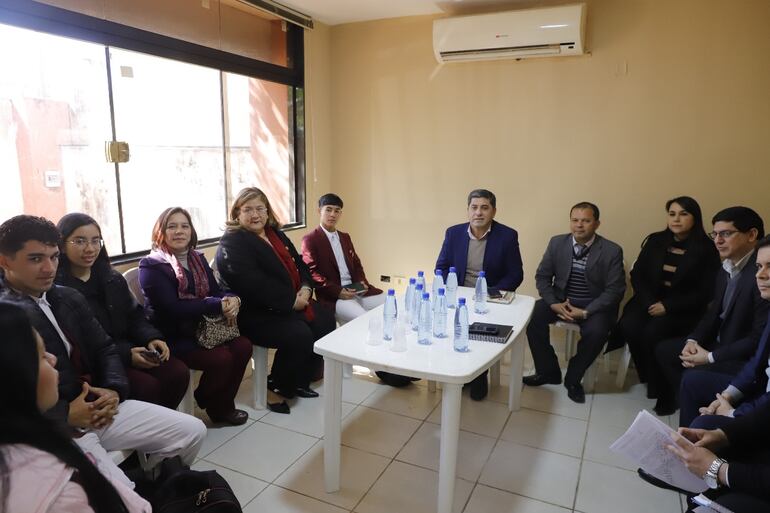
[490,361,501,387]
[508,335,526,411]
[438,382,462,513]
[323,358,343,493]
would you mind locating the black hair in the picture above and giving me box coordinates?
[319,193,343,209]
[0,215,60,256]
[55,213,112,284]
[756,235,770,251]
[0,302,128,513]
[665,196,709,240]
[570,202,600,221]
[467,189,496,208]
[712,206,765,238]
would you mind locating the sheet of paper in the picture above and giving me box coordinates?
[609,409,708,493]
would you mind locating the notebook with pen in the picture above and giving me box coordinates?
[468,322,514,344]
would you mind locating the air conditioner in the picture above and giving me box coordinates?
[433,4,586,63]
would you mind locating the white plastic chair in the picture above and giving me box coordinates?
[122,267,143,306]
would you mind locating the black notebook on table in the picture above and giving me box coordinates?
[468,322,514,344]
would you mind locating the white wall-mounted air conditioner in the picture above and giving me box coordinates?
[433,4,586,63]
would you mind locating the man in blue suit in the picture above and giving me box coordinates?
[435,189,524,400]
[524,202,626,403]
[680,236,770,429]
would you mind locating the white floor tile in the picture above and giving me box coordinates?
[479,440,580,509]
[464,484,571,513]
[501,408,587,458]
[575,460,681,513]
[362,382,442,419]
[206,421,317,482]
[354,460,474,513]
[521,383,593,421]
[590,394,654,429]
[426,394,512,438]
[583,420,638,471]
[275,440,390,510]
[260,396,356,437]
[396,422,496,482]
[342,405,421,458]
[243,485,348,513]
[192,459,268,506]
[197,419,255,458]
[234,376,272,421]
[314,374,382,404]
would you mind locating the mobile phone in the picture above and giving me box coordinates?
[140,349,161,363]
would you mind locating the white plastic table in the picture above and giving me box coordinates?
[314,287,535,513]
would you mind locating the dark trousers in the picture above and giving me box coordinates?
[679,368,735,427]
[612,297,694,388]
[178,335,252,419]
[526,299,613,386]
[246,302,335,393]
[126,355,190,410]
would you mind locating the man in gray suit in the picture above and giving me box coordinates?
[524,202,626,403]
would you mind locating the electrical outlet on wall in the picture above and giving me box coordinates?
[380,275,391,283]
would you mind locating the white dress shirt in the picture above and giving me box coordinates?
[321,225,353,286]
[32,292,72,355]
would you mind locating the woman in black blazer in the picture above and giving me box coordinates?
[216,187,335,411]
[610,196,720,405]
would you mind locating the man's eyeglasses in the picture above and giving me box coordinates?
[67,237,104,249]
[708,230,741,241]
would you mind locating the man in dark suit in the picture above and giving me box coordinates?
[679,235,770,428]
[524,202,626,403]
[435,189,524,400]
[654,206,767,417]
[301,193,384,324]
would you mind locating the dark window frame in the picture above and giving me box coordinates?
[0,0,307,264]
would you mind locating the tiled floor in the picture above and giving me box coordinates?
[190,342,684,513]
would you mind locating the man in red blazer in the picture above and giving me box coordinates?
[301,194,384,324]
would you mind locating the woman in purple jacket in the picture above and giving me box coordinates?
[139,207,251,425]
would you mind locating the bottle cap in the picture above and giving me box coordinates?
[438,288,445,296]
[458,297,466,305]
[435,269,442,275]
[409,277,416,284]
[416,283,423,290]
[417,270,424,277]
[449,266,456,273]
[387,289,395,295]
[422,293,430,300]
[479,271,486,277]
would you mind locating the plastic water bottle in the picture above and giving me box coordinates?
[416,270,426,292]
[411,283,424,331]
[474,271,489,314]
[382,289,397,341]
[433,287,448,338]
[446,266,458,309]
[432,269,445,299]
[404,277,416,323]
[418,292,432,345]
[454,297,470,352]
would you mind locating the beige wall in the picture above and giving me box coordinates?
[328,0,770,296]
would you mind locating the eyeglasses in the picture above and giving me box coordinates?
[709,230,741,241]
[67,237,104,249]
[241,206,267,216]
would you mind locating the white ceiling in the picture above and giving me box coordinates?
[276,0,538,26]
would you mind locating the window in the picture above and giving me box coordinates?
[0,3,305,258]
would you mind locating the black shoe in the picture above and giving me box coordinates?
[375,371,416,388]
[653,398,677,417]
[637,468,689,494]
[270,385,296,400]
[470,374,488,401]
[210,409,249,426]
[268,401,290,414]
[296,386,319,398]
[566,383,585,403]
[523,373,562,386]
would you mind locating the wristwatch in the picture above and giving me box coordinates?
[703,458,726,489]
[583,310,589,320]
